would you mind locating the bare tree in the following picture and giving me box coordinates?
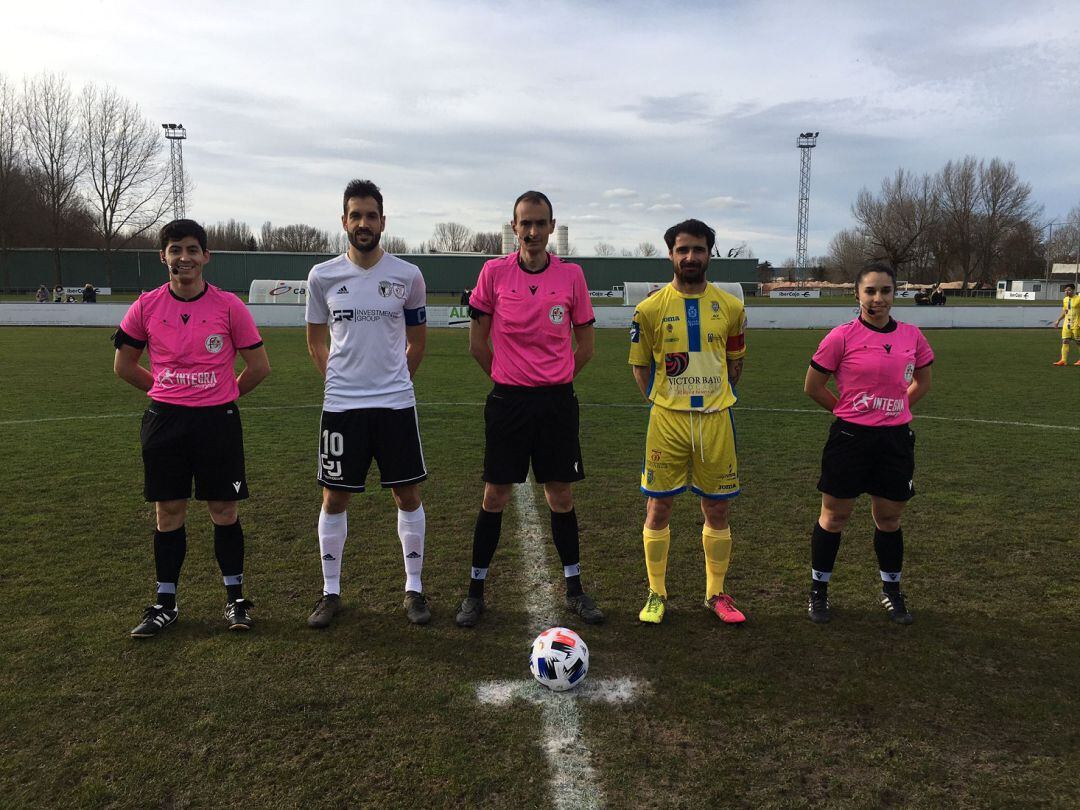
[936,156,979,287]
[974,158,1039,286]
[0,75,24,287]
[259,220,275,251]
[382,234,410,254]
[21,72,84,280]
[272,223,333,252]
[594,241,616,256]
[469,231,501,254]
[824,228,871,281]
[852,168,938,273]
[330,232,349,253]
[80,83,171,282]
[429,221,472,252]
[636,241,659,257]
[206,219,256,251]
[723,242,749,259]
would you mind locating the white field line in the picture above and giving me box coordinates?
[2,401,1077,433]
[508,477,601,809]
[512,477,560,635]
[472,479,645,810]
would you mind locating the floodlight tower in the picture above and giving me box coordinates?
[162,123,188,219]
[795,131,819,278]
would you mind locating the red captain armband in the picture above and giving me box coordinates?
[725,333,745,353]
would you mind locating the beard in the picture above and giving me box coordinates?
[349,229,381,254]
[674,262,707,286]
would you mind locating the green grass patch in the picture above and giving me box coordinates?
[0,326,1076,806]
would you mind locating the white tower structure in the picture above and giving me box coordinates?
[501,222,517,254]
[555,225,569,256]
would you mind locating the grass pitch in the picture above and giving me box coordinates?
[0,325,1077,808]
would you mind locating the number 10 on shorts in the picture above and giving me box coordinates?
[321,429,344,479]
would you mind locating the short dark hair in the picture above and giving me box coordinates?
[512,190,553,222]
[343,179,384,216]
[159,219,207,252]
[1066,284,1076,292]
[663,219,715,251]
[855,261,897,288]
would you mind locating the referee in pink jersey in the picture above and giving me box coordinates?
[803,262,933,625]
[114,220,270,638]
[455,191,603,628]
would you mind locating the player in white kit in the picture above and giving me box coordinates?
[304,179,431,628]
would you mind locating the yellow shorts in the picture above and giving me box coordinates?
[641,406,739,499]
[1062,321,1080,341]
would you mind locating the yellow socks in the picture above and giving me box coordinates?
[1062,343,1071,363]
[642,526,671,598]
[702,525,733,598]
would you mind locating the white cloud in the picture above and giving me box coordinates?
[703,196,750,210]
[3,1,1079,260]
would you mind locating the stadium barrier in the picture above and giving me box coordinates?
[623,281,744,306]
[248,279,307,304]
[0,303,1062,329]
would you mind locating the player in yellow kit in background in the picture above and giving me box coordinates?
[628,219,748,626]
[1052,283,1080,366]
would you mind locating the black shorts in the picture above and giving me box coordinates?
[483,383,585,485]
[141,401,248,502]
[817,418,916,502]
[318,406,427,492]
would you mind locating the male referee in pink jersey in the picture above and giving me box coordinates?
[455,191,603,627]
[114,219,270,638]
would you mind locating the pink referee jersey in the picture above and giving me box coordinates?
[119,283,263,407]
[469,253,595,387]
[811,317,933,427]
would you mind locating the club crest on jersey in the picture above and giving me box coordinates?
[205,334,224,353]
[549,305,565,324]
[379,281,406,299]
[711,301,720,313]
[903,362,915,383]
[630,321,641,343]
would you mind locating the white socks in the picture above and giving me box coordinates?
[318,509,347,595]
[398,504,426,593]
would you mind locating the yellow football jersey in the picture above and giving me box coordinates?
[629,283,746,412]
[1066,294,1080,323]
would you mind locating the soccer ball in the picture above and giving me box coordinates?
[529,627,589,692]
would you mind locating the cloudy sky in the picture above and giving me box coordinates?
[4,1,1079,260]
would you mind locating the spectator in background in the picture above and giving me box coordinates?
[460,288,472,307]
[53,284,63,303]
[82,283,97,303]
[35,285,48,303]
[930,286,946,306]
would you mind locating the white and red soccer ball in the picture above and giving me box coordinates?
[529,627,589,692]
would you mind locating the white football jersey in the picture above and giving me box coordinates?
[306,252,427,411]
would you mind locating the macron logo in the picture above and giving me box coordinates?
[337,285,349,294]
[233,481,242,493]
[405,551,421,559]
[322,554,336,561]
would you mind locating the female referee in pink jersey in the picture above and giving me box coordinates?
[803,262,934,625]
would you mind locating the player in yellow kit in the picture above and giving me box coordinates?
[1052,284,1080,365]
[628,218,747,625]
